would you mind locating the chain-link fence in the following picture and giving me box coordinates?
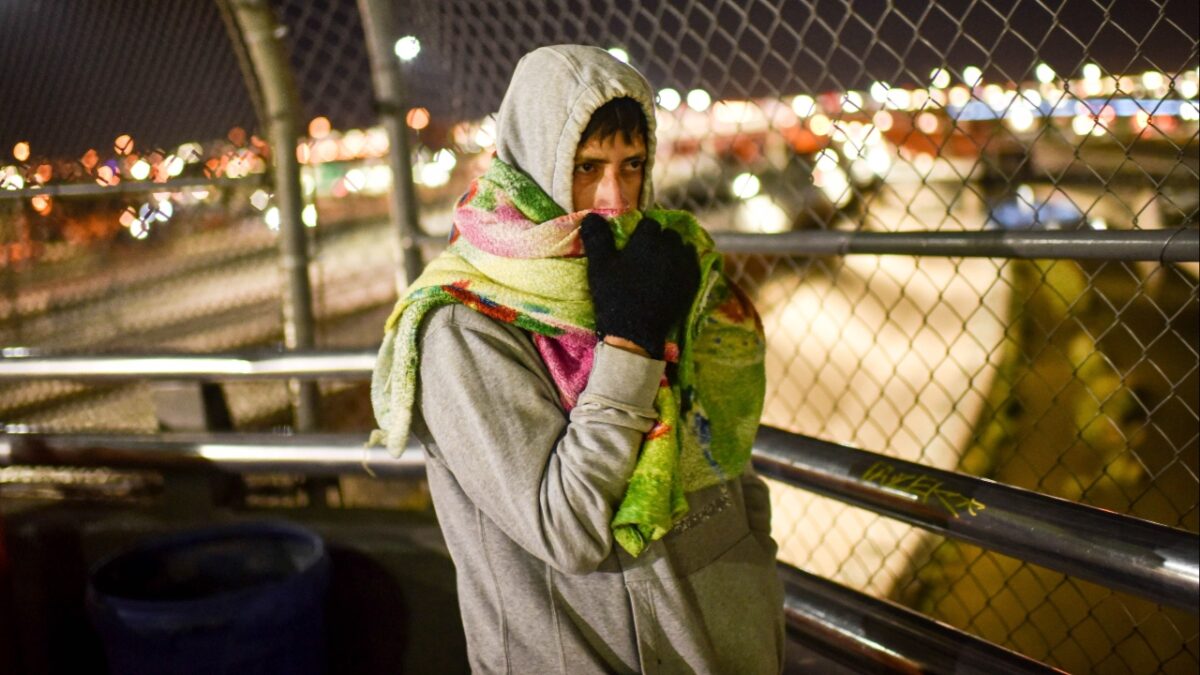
[368,0,1200,671]
[1,0,1197,671]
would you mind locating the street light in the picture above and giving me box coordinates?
[394,35,420,61]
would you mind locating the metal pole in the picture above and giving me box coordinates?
[0,432,425,477]
[778,563,1063,674]
[357,0,425,285]
[752,426,1200,614]
[711,227,1200,262]
[226,0,318,430]
[0,349,376,381]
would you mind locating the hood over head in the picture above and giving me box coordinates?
[495,45,657,213]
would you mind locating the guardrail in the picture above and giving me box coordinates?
[4,350,1197,670]
[752,427,1199,614]
[4,425,1196,615]
[1,429,1062,673]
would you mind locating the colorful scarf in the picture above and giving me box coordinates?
[370,158,766,556]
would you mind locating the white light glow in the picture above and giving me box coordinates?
[1082,63,1102,81]
[394,36,421,61]
[962,66,983,87]
[1035,63,1056,84]
[165,155,185,177]
[791,94,816,117]
[731,173,761,199]
[740,195,790,233]
[302,204,318,228]
[657,88,681,111]
[1141,70,1165,92]
[686,89,712,112]
[344,168,366,193]
[930,68,951,89]
[129,160,150,181]
[265,206,280,231]
[250,189,270,211]
[869,81,890,104]
[607,47,629,63]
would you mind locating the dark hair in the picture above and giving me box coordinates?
[579,97,648,146]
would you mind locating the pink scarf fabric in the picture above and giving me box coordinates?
[452,184,629,411]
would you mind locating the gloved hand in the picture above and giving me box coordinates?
[581,213,701,359]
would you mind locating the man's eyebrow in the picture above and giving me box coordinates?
[573,152,647,164]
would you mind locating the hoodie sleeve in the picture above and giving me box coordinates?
[415,304,664,574]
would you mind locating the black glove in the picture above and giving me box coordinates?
[581,213,701,359]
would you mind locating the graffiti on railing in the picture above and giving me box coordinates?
[860,461,986,519]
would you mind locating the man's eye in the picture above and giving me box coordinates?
[575,163,595,174]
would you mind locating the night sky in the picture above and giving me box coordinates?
[1,0,1197,159]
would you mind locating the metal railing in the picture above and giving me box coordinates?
[4,420,1194,615]
[5,351,1199,670]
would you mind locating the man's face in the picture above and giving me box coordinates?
[571,132,646,213]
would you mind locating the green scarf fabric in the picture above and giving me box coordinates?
[371,158,766,556]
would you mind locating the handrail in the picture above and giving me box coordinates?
[0,432,424,477]
[709,227,1200,261]
[0,349,376,381]
[0,430,1060,673]
[4,427,1196,614]
[752,426,1199,614]
[778,562,1062,674]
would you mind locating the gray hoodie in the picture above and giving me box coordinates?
[413,45,785,674]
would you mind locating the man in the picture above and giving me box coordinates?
[372,45,784,673]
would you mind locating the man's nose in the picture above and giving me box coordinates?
[592,168,631,211]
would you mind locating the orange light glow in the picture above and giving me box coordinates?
[228,127,247,147]
[81,149,99,171]
[35,164,52,184]
[96,165,119,186]
[114,134,134,155]
[406,107,431,130]
[119,206,137,227]
[309,116,332,139]
[31,195,52,215]
[13,142,30,162]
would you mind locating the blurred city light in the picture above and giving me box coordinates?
[114,134,134,155]
[250,189,270,211]
[302,204,318,228]
[129,159,151,181]
[265,206,280,231]
[165,155,185,177]
[929,68,951,89]
[606,47,629,63]
[1035,62,1056,84]
[13,142,30,162]
[394,35,420,61]
[741,195,789,233]
[791,94,816,117]
[686,88,711,112]
[406,107,431,130]
[657,88,681,111]
[731,172,761,199]
[308,116,332,139]
[808,113,832,136]
[962,65,983,87]
[869,81,890,103]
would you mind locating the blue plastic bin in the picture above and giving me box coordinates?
[87,521,330,675]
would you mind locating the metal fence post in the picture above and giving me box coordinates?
[224,0,318,431]
[357,0,425,285]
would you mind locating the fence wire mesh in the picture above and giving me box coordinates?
[0,0,1197,672]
